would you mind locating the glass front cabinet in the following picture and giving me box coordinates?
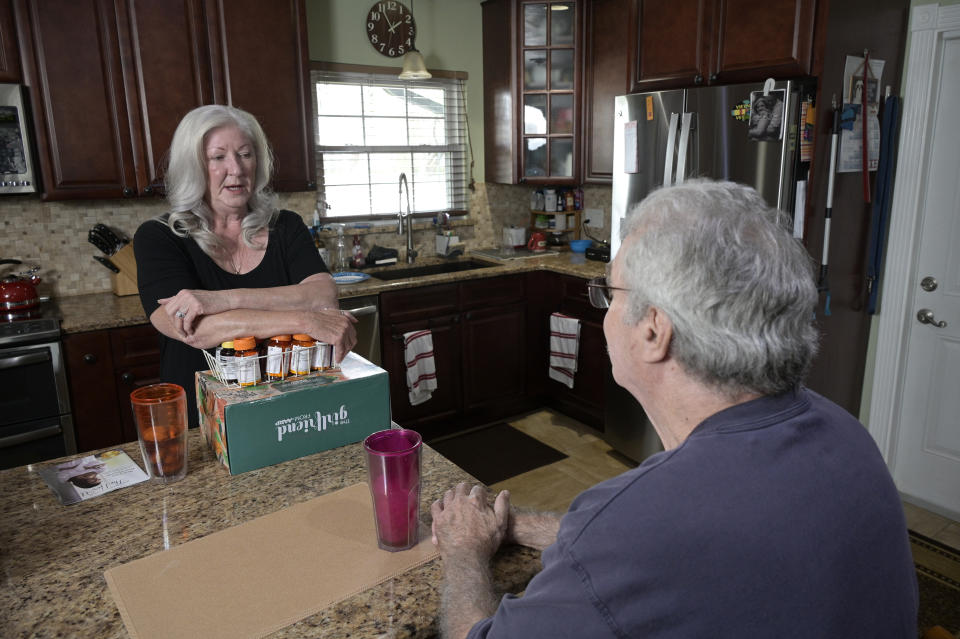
[520,1,578,182]
[482,0,581,185]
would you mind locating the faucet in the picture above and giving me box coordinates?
[398,172,417,263]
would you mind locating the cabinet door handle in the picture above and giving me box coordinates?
[122,187,135,197]
[709,73,718,82]
[121,372,134,383]
[694,74,703,85]
[83,353,97,365]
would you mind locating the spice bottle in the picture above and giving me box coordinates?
[233,337,259,387]
[265,335,292,380]
[290,334,315,376]
[218,341,237,384]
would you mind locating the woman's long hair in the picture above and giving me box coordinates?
[160,105,278,256]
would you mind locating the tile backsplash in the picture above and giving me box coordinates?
[1,183,610,299]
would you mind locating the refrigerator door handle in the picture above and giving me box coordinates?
[663,112,679,186]
[676,112,693,184]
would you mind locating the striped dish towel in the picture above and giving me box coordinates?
[404,329,438,406]
[548,312,580,389]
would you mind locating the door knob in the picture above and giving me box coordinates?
[917,308,947,328]
[920,276,938,292]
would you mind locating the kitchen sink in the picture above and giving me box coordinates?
[371,259,496,281]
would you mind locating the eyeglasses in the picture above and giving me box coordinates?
[585,276,631,309]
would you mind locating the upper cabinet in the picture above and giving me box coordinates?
[205,0,315,193]
[13,0,313,200]
[0,0,21,82]
[633,0,818,92]
[582,0,635,183]
[483,0,584,185]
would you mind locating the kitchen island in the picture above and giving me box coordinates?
[0,431,542,638]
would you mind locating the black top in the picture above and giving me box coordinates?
[134,210,327,426]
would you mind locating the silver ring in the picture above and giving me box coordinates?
[175,310,186,319]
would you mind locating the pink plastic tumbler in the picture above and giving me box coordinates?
[363,428,422,552]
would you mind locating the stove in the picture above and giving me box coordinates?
[0,299,75,469]
[0,298,61,346]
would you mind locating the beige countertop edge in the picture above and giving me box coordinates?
[58,252,606,334]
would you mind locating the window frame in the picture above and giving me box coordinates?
[311,63,471,223]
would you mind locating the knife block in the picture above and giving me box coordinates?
[110,244,139,297]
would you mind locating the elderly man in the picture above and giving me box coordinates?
[431,180,918,638]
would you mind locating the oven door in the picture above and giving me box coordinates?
[0,342,68,424]
[0,415,72,469]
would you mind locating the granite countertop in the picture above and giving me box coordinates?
[57,251,606,334]
[0,432,542,638]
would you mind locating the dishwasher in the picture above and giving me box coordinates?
[340,295,380,366]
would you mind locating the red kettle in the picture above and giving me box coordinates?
[1,259,42,311]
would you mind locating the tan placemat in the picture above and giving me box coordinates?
[104,483,439,639]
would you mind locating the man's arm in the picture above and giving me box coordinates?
[505,508,562,551]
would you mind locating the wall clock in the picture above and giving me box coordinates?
[366,1,416,58]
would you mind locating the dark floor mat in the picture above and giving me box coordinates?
[430,423,567,485]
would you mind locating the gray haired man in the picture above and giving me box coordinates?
[431,179,917,639]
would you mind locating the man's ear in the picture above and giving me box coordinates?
[639,306,672,363]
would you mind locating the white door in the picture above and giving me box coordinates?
[870,5,960,520]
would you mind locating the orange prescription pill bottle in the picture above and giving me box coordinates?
[265,335,292,380]
[233,337,259,387]
[290,334,314,376]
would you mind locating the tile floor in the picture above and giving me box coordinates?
[493,408,960,549]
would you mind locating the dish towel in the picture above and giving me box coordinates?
[548,312,580,389]
[404,329,438,406]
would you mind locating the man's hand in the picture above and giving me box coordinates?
[432,484,511,639]
[431,483,510,562]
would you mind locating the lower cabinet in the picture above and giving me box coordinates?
[380,275,533,441]
[63,323,161,452]
[543,274,608,430]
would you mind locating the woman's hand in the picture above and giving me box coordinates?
[159,289,232,337]
[305,309,358,362]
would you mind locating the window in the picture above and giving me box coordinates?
[312,68,470,220]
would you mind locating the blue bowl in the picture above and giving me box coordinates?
[569,239,592,253]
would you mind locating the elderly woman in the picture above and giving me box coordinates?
[135,105,355,425]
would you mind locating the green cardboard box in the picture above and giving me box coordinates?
[196,352,390,474]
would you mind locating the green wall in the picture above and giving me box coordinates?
[305,0,486,181]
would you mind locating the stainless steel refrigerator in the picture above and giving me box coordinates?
[605,80,808,463]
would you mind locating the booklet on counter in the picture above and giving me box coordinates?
[38,450,149,505]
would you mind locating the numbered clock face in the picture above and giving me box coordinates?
[367,1,416,58]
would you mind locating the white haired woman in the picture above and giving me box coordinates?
[135,105,355,426]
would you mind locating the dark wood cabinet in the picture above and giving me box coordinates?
[0,0,21,82]
[543,273,607,429]
[380,275,531,440]
[13,0,313,200]
[581,0,635,183]
[632,0,818,92]
[205,0,315,191]
[382,313,463,439]
[64,323,160,452]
